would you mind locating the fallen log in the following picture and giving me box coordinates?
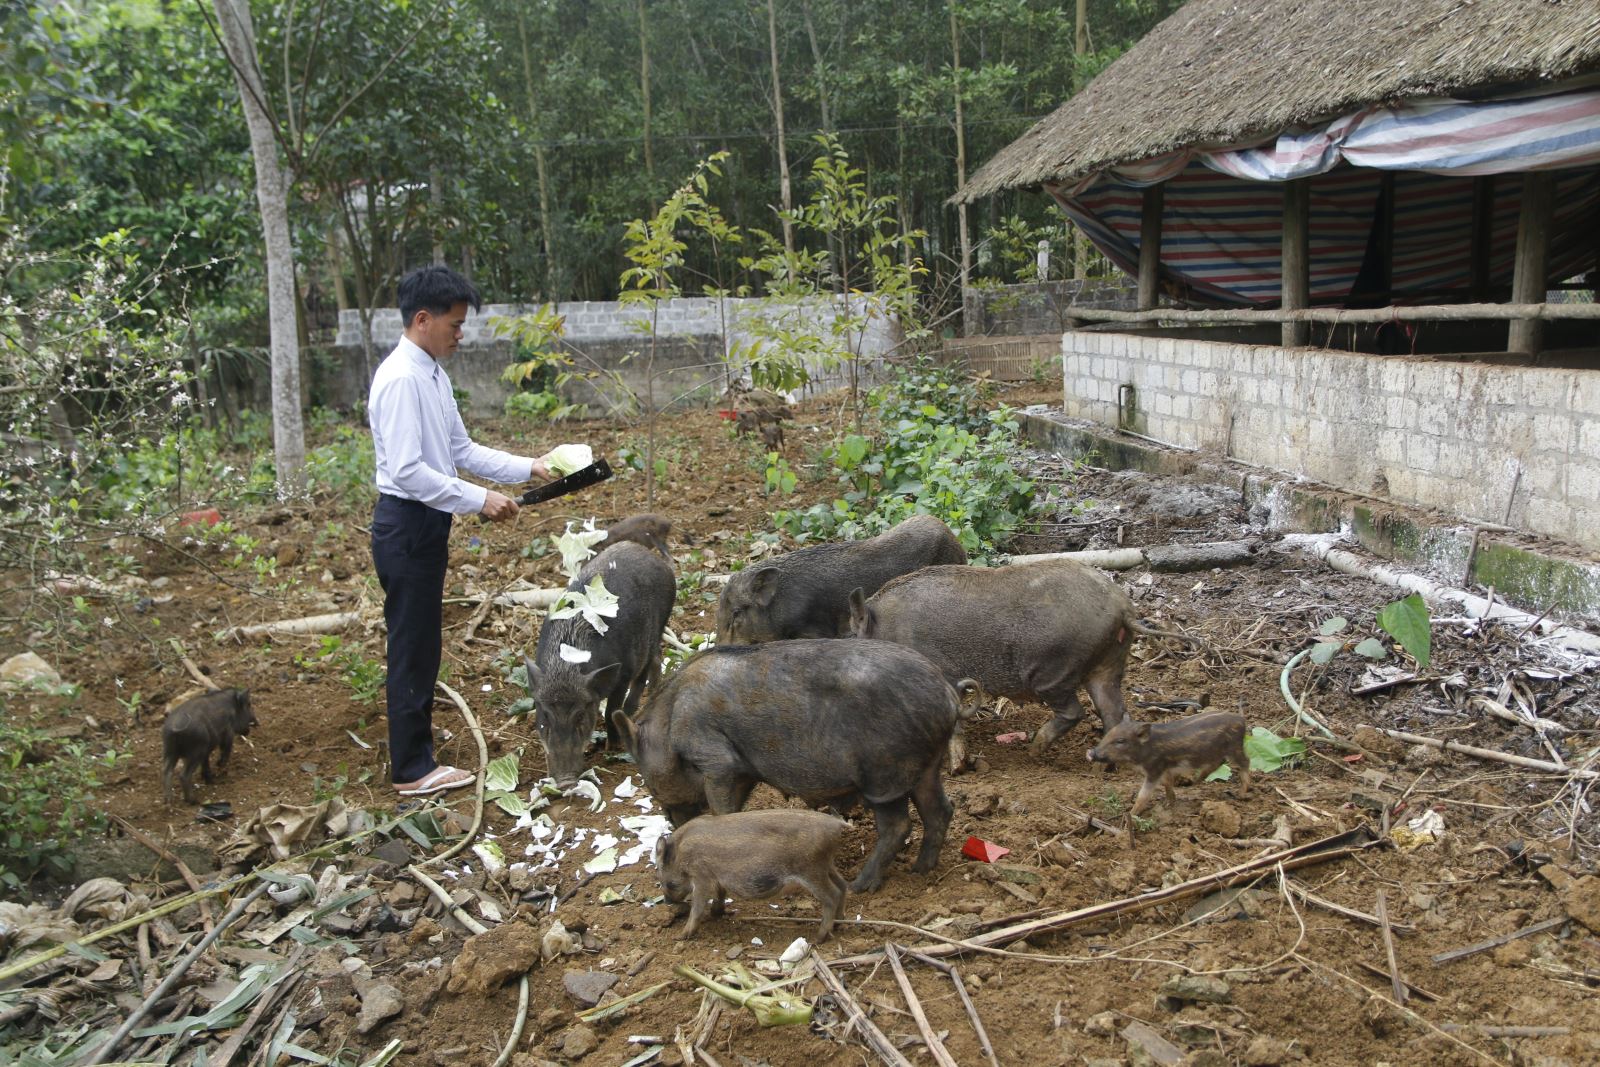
[217,612,359,641]
[1008,540,1258,572]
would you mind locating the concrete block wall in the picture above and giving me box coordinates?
[962,279,1140,337]
[1062,331,1600,552]
[332,296,898,414]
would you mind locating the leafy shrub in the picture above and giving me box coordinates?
[774,359,1037,558]
[0,696,121,892]
[505,389,582,423]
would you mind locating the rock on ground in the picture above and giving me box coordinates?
[562,968,620,1008]
[445,922,543,995]
[354,982,403,1034]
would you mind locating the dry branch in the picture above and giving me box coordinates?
[830,826,1378,967]
[1431,916,1568,965]
[885,945,958,1067]
[1374,729,1599,779]
[1376,890,1407,1005]
[809,950,913,1067]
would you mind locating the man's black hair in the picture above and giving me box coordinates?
[398,266,482,327]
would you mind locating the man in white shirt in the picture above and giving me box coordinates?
[369,266,559,796]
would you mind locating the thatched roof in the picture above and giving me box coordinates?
[958,0,1600,202]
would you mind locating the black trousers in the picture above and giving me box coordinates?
[371,494,453,783]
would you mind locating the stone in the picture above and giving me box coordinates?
[1123,1020,1185,1066]
[372,838,413,867]
[354,982,403,1034]
[1199,801,1241,838]
[560,1025,599,1059]
[1492,939,1534,967]
[1244,1036,1304,1065]
[536,1007,566,1033]
[1156,975,1231,1012]
[446,922,543,995]
[0,652,61,690]
[1561,875,1600,935]
[1084,1010,1120,1037]
[562,969,620,1008]
[407,917,443,946]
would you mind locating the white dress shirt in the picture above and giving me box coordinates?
[369,336,532,514]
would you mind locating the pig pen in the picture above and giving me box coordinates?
[4,382,1599,1067]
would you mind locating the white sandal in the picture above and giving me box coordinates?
[395,765,474,796]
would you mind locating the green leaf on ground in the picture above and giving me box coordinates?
[1243,726,1307,773]
[485,750,520,793]
[1353,637,1388,659]
[1376,594,1431,668]
[1319,616,1349,635]
[1309,640,1342,665]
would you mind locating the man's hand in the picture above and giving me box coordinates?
[480,490,519,522]
[529,459,553,482]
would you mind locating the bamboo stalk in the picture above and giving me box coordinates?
[82,881,271,1065]
[885,945,958,1067]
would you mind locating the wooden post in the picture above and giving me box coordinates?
[1470,175,1494,302]
[1138,183,1165,311]
[1508,172,1554,355]
[1281,179,1310,347]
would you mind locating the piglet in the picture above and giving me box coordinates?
[653,809,847,940]
[599,513,673,558]
[1087,711,1250,815]
[160,688,257,805]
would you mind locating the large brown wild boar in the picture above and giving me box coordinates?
[849,559,1198,757]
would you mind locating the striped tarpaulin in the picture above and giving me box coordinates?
[1045,84,1600,307]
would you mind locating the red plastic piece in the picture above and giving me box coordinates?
[961,837,1010,863]
[994,731,1028,745]
[716,409,738,420]
[179,507,222,527]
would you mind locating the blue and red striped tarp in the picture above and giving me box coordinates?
[1045,84,1600,307]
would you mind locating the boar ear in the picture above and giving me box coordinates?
[653,834,672,867]
[847,587,869,635]
[523,655,542,691]
[584,662,623,699]
[748,566,780,608]
[1135,723,1152,741]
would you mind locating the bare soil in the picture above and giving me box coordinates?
[5,381,1599,1067]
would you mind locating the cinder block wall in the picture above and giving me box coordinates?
[332,296,899,415]
[1062,331,1600,552]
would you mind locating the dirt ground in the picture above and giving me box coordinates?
[5,380,1600,1067]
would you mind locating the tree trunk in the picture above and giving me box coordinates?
[1073,0,1088,280]
[213,0,305,497]
[950,6,970,294]
[638,0,653,184]
[801,0,831,131]
[768,0,796,263]
[430,165,446,266]
[517,10,559,301]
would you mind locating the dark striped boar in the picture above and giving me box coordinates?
[1088,711,1251,814]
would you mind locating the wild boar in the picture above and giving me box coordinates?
[849,559,1195,757]
[161,688,257,805]
[526,541,676,785]
[599,513,672,558]
[616,639,973,892]
[716,514,966,644]
[654,809,847,940]
[1087,711,1251,815]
